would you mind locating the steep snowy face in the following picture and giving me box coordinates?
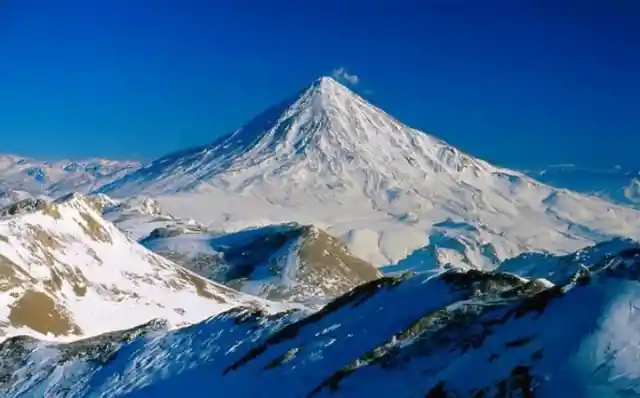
[0,194,276,341]
[0,155,140,197]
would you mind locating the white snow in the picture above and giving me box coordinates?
[0,194,285,341]
[96,77,640,271]
[7,245,640,397]
[0,154,139,198]
[0,76,639,397]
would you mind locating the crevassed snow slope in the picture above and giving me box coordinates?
[5,239,640,397]
[0,194,281,341]
[99,76,640,269]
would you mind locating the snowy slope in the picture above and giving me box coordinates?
[0,154,140,198]
[4,239,640,397]
[0,194,281,341]
[100,195,204,241]
[527,164,640,209]
[99,77,640,269]
[99,194,380,306]
[141,222,382,306]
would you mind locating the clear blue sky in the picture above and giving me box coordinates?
[1,1,639,169]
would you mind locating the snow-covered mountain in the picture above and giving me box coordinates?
[0,154,140,198]
[526,164,640,209]
[4,239,640,397]
[98,76,640,270]
[2,75,637,397]
[0,193,281,341]
[99,76,502,198]
[140,222,382,306]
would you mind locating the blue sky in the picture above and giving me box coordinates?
[1,1,639,169]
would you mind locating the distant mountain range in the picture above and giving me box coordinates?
[525,164,640,209]
[0,155,139,199]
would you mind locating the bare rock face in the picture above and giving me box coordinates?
[0,192,276,340]
[294,226,383,299]
[142,222,383,306]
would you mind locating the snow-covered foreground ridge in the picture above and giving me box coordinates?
[3,239,640,397]
[0,194,280,341]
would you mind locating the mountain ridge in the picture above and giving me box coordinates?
[0,193,285,341]
[1,76,640,396]
[0,154,140,198]
[3,239,640,397]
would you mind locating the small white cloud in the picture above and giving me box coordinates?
[332,67,359,85]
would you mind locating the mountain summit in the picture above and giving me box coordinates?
[98,77,640,268]
[99,76,488,197]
